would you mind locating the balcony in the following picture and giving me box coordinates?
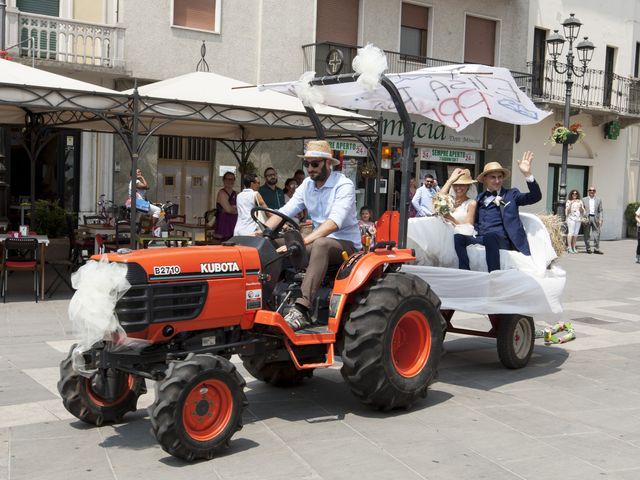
[302,42,532,96]
[4,11,125,70]
[529,60,640,120]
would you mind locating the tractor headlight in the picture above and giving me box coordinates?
[329,294,343,318]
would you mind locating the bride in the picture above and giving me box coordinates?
[408,168,477,267]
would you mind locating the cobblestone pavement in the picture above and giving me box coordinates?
[1,239,639,480]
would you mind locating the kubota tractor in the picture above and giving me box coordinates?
[58,208,446,461]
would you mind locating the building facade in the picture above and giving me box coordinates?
[2,0,639,237]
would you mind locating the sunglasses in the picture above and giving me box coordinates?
[588,189,596,192]
[303,160,323,168]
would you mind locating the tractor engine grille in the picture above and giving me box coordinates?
[115,281,208,332]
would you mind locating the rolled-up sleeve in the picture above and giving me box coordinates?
[327,182,355,229]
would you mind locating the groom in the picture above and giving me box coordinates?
[454,151,541,272]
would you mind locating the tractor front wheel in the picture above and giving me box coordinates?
[341,272,445,410]
[149,354,247,461]
[57,346,146,426]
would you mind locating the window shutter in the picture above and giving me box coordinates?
[16,0,60,16]
[316,0,358,46]
[464,16,496,66]
[401,3,428,29]
[173,0,216,31]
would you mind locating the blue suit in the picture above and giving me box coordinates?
[454,179,542,271]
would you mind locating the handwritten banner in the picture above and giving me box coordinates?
[261,64,551,132]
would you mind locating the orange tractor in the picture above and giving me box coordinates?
[58,208,446,461]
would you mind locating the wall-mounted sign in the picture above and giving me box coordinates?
[307,139,368,157]
[420,148,476,164]
[362,111,484,149]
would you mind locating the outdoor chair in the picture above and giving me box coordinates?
[67,215,94,266]
[1,237,41,303]
[195,208,222,245]
[95,234,119,254]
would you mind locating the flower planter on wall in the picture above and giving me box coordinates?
[561,131,579,145]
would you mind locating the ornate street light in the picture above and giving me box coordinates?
[546,13,595,219]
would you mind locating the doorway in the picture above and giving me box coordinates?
[546,164,589,213]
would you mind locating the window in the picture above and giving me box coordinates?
[532,28,547,97]
[192,176,203,187]
[173,0,219,33]
[400,3,429,58]
[159,136,215,161]
[635,42,640,78]
[604,46,616,107]
[315,0,358,45]
[464,15,497,66]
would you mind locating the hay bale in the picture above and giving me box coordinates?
[536,213,565,258]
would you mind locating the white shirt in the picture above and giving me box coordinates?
[279,171,361,249]
[412,184,438,216]
[589,197,595,214]
[234,189,259,236]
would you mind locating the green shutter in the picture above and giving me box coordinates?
[16,0,60,16]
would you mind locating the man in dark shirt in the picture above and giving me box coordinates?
[258,167,285,209]
[454,151,541,272]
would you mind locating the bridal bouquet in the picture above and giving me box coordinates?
[432,192,454,216]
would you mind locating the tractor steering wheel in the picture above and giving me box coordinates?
[251,206,300,239]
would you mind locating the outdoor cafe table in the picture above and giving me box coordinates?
[138,235,191,249]
[77,224,131,251]
[0,234,49,300]
[172,223,205,242]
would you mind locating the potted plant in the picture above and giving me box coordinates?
[30,199,67,238]
[625,202,640,238]
[548,122,585,145]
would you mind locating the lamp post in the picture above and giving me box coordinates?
[545,13,595,219]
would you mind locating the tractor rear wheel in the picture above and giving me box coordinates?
[149,353,247,461]
[341,272,445,410]
[496,314,535,369]
[57,345,146,426]
[240,354,313,387]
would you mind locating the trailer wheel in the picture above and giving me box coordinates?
[496,314,535,369]
[57,345,146,426]
[341,272,445,410]
[149,354,247,461]
[240,355,313,387]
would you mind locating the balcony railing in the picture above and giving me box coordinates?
[302,42,532,97]
[529,60,640,117]
[5,11,125,68]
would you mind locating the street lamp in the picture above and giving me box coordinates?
[545,13,595,219]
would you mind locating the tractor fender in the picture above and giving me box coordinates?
[332,248,415,296]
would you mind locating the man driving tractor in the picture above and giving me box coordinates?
[263,139,361,331]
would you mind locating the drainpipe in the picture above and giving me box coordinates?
[0,0,8,223]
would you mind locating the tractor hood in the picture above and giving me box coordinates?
[97,245,262,283]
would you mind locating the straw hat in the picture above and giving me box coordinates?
[452,169,477,185]
[298,140,340,166]
[477,162,511,182]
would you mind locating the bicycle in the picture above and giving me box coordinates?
[96,194,119,226]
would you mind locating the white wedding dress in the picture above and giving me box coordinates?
[407,199,475,268]
[405,210,565,315]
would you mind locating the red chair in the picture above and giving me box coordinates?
[1,237,41,303]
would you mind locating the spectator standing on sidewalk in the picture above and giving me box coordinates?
[582,186,603,254]
[259,167,286,209]
[635,205,640,264]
